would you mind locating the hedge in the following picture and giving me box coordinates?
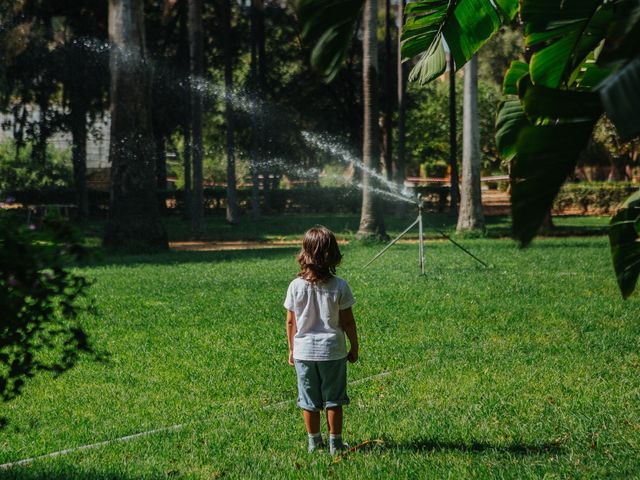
[3,185,449,215]
[554,182,640,214]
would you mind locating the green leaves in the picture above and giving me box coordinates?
[600,56,640,140]
[408,35,447,84]
[522,0,614,88]
[492,0,640,297]
[609,190,640,298]
[296,0,364,81]
[401,0,517,84]
[442,0,502,69]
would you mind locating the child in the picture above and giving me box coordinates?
[284,226,359,455]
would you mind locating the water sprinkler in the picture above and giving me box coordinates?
[363,193,488,274]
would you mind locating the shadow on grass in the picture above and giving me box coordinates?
[84,246,299,268]
[343,436,565,457]
[0,466,144,480]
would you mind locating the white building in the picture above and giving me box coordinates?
[0,108,111,170]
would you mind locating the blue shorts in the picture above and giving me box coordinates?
[294,358,350,412]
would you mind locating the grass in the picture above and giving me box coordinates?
[2,237,639,478]
[81,212,612,245]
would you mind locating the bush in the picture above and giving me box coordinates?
[0,141,73,194]
[554,182,640,214]
[5,185,449,215]
[0,212,93,403]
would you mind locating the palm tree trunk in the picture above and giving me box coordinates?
[104,0,167,250]
[456,55,485,232]
[223,0,239,224]
[448,52,460,214]
[188,0,204,236]
[383,0,393,182]
[356,0,387,240]
[394,0,406,216]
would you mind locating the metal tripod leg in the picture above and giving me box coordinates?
[418,209,425,275]
[363,217,420,269]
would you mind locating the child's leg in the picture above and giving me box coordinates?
[326,406,342,435]
[303,409,321,434]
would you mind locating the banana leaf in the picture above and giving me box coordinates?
[401,0,517,84]
[609,190,640,298]
[296,0,364,81]
[521,0,613,88]
[600,56,640,140]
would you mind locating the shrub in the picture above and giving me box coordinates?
[0,141,73,194]
[0,212,93,402]
[554,182,640,214]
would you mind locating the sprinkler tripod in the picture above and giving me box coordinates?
[363,194,489,274]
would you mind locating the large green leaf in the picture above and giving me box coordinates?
[401,0,451,61]
[598,0,640,67]
[495,99,529,161]
[296,0,364,81]
[401,0,516,84]
[502,60,529,95]
[609,190,640,298]
[442,0,502,69]
[520,82,602,122]
[496,62,531,161]
[408,35,447,84]
[511,122,596,245]
[522,0,613,88]
[600,53,640,140]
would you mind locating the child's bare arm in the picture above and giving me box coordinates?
[339,307,358,363]
[286,310,296,366]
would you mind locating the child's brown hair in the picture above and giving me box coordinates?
[297,226,343,283]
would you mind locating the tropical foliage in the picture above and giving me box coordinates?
[493,0,640,297]
[400,0,518,84]
[0,213,93,403]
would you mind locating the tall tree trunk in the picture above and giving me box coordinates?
[183,119,192,218]
[189,0,204,235]
[256,0,270,213]
[394,0,406,216]
[357,0,387,240]
[383,0,393,182]
[249,0,261,219]
[69,92,89,219]
[448,52,460,214]
[456,55,484,232]
[104,0,167,250]
[179,0,191,219]
[154,131,167,213]
[223,0,239,224]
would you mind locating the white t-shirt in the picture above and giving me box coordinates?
[284,276,356,361]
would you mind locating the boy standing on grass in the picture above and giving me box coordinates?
[284,226,359,455]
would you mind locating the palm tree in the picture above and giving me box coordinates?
[188,0,204,236]
[356,0,387,240]
[383,0,392,182]
[448,52,460,214]
[223,0,239,224]
[104,0,167,250]
[456,55,484,232]
[395,0,407,216]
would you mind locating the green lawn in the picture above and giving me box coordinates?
[2,237,639,478]
[83,213,611,245]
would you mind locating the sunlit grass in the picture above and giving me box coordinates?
[1,237,638,478]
